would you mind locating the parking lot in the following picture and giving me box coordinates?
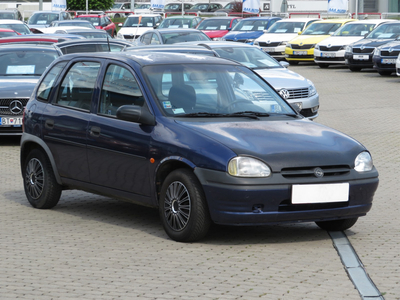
[1,63,399,299]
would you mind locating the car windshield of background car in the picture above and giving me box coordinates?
[197,19,231,30]
[162,32,210,44]
[77,17,101,26]
[267,21,305,34]
[334,23,376,36]
[214,47,281,69]
[0,13,16,19]
[302,23,342,35]
[124,17,154,27]
[0,24,30,34]
[56,21,95,29]
[142,63,293,116]
[233,20,269,32]
[367,24,400,39]
[0,51,58,76]
[159,18,192,28]
[0,31,18,37]
[164,4,180,9]
[191,4,209,10]
[28,13,59,25]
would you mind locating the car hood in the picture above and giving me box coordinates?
[176,119,364,171]
[253,68,308,89]
[290,35,331,45]
[0,77,39,98]
[118,27,152,35]
[318,36,364,46]
[256,33,299,43]
[378,40,400,50]
[224,31,263,40]
[203,30,229,38]
[352,38,396,48]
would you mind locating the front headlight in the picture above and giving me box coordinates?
[354,152,373,172]
[315,44,320,50]
[213,37,223,41]
[307,79,317,97]
[279,41,287,46]
[221,38,226,41]
[286,43,291,48]
[253,41,259,46]
[373,48,381,57]
[228,157,271,177]
[246,39,255,44]
[117,32,124,39]
[345,45,353,53]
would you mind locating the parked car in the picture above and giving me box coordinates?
[108,2,132,18]
[285,19,356,65]
[221,17,282,44]
[196,17,242,40]
[52,28,113,39]
[133,28,211,46]
[75,14,116,37]
[186,3,223,12]
[27,11,72,29]
[344,21,400,72]
[117,14,163,41]
[0,20,32,35]
[55,38,134,54]
[47,20,96,29]
[0,8,23,21]
[396,53,400,76]
[163,3,194,13]
[182,41,319,119]
[372,39,400,75]
[253,18,321,60]
[215,2,237,13]
[0,28,20,37]
[158,16,203,29]
[314,19,394,68]
[0,35,82,45]
[20,52,379,242]
[0,44,60,135]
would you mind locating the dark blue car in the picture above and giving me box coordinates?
[221,17,281,44]
[20,52,378,242]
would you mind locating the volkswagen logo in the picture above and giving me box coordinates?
[313,167,324,178]
[279,89,290,99]
[9,100,23,115]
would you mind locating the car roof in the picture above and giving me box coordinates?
[0,28,16,32]
[0,20,24,24]
[347,19,398,25]
[0,36,62,44]
[312,19,355,24]
[201,16,242,20]
[164,15,200,19]
[180,41,254,49]
[76,14,106,18]
[127,14,161,17]
[0,43,57,52]
[31,11,63,14]
[240,17,281,21]
[274,18,321,23]
[125,44,216,53]
[53,20,92,24]
[55,38,133,47]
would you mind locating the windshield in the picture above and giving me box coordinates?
[0,24,30,34]
[367,23,400,39]
[233,20,269,32]
[334,23,376,36]
[76,17,101,26]
[191,4,209,10]
[159,18,193,28]
[55,21,95,28]
[302,22,342,35]
[214,47,281,69]
[112,3,122,9]
[197,19,232,30]
[0,13,16,19]
[72,31,110,39]
[224,2,234,9]
[123,16,155,27]
[143,64,293,117]
[28,13,59,25]
[267,21,305,33]
[0,50,58,76]
[165,4,181,9]
[161,32,210,44]
[0,31,18,37]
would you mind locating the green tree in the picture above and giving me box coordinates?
[67,0,114,11]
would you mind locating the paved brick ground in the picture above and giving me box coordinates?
[0,63,398,299]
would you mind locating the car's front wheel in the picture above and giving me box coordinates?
[23,149,62,209]
[159,169,211,242]
[315,217,358,231]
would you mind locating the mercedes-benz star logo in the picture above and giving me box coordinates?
[314,167,324,178]
[9,100,24,115]
[279,89,290,99]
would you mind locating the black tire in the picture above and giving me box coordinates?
[23,148,62,209]
[318,63,329,68]
[349,66,361,72]
[288,61,299,65]
[315,217,358,231]
[114,13,120,18]
[378,70,392,76]
[159,169,211,242]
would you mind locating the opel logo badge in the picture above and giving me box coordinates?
[314,167,324,178]
[279,89,290,99]
[9,100,23,115]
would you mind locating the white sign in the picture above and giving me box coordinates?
[328,0,348,13]
[151,0,165,10]
[51,0,66,11]
[243,0,260,14]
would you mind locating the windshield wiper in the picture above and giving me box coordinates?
[180,112,225,117]
[223,111,270,119]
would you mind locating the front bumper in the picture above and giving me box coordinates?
[344,52,374,68]
[285,47,314,62]
[195,167,379,226]
[260,45,286,60]
[285,93,319,120]
[372,55,397,73]
[314,49,346,64]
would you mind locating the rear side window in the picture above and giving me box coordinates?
[37,61,67,102]
[55,61,101,111]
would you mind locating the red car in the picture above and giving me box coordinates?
[196,17,242,40]
[0,28,20,37]
[76,14,116,37]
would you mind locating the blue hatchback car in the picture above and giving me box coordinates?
[20,52,379,242]
[221,17,281,44]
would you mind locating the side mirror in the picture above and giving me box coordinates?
[280,61,289,68]
[116,105,155,126]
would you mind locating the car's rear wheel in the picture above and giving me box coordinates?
[159,169,211,242]
[349,66,361,72]
[24,149,62,209]
[114,13,121,18]
[315,217,358,231]
[318,63,329,68]
[378,70,392,76]
[288,61,299,65]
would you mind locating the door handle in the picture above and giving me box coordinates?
[90,126,101,137]
[45,119,54,129]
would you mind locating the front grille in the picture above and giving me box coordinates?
[291,44,314,50]
[315,57,345,62]
[225,39,247,43]
[353,48,374,54]
[381,50,400,56]
[285,88,309,99]
[286,55,314,59]
[319,46,342,51]
[259,42,280,47]
[0,98,28,116]
[281,165,350,179]
[123,35,140,40]
[278,200,348,212]
[300,108,317,118]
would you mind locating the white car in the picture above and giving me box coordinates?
[117,14,163,42]
[314,19,395,68]
[40,26,94,34]
[253,18,320,60]
[396,53,400,76]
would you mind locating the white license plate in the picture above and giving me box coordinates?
[353,54,369,60]
[292,183,349,204]
[262,48,275,52]
[381,58,396,64]
[294,51,307,55]
[321,52,336,58]
[1,117,22,126]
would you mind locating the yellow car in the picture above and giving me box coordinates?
[285,19,356,65]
